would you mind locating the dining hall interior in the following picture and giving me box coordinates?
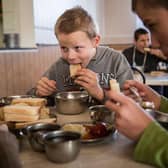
[0,0,168,168]
[0,0,147,97]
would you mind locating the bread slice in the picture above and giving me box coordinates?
[70,64,82,77]
[11,98,47,106]
[144,47,151,52]
[3,105,40,122]
[62,123,87,138]
[109,79,120,92]
[4,113,39,122]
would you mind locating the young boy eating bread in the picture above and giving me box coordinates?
[28,7,133,104]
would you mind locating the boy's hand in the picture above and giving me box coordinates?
[74,68,104,101]
[36,77,56,96]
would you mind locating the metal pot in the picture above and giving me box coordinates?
[41,130,81,163]
[89,105,115,124]
[25,123,61,152]
[146,110,168,129]
[55,91,89,115]
[3,33,20,48]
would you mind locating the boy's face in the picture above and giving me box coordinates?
[136,4,168,57]
[57,31,100,67]
[135,34,150,53]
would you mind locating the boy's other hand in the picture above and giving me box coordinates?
[36,77,56,96]
[74,68,104,100]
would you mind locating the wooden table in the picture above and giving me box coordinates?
[19,109,154,168]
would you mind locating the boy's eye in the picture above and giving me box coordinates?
[74,46,83,51]
[61,47,69,52]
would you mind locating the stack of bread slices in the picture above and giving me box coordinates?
[2,98,48,122]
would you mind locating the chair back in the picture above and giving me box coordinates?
[131,66,146,84]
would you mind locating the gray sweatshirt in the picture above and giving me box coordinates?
[28,46,133,94]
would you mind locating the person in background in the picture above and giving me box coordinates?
[0,124,22,168]
[105,0,168,167]
[123,28,167,73]
[27,6,133,105]
[123,28,168,95]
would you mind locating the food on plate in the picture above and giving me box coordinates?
[62,123,108,139]
[40,107,50,119]
[150,71,166,77]
[70,64,82,77]
[11,98,47,107]
[3,105,40,122]
[83,123,108,139]
[144,47,151,52]
[109,79,120,92]
[62,124,87,138]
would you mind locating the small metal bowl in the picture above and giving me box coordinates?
[154,111,168,123]
[41,130,81,163]
[55,91,89,115]
[0,95,35,107]
[89,105,115,124]
[25,123,61,152]
[145,110,168,130]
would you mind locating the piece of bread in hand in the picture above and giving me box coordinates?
[70,64,82,78]
[109,79,120,92]
[144,47,151,52]
[11,98,47,107]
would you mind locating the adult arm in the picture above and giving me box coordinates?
[134,122,168,168]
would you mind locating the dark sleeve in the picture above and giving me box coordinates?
[122,48,133,66]
[0,131,22,168]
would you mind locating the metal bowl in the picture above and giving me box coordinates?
[145,110,168,129]
[55,91,89,115]
[89,105,115,124]
[154,111,168,130]
[42,130,81,163]
[153,110,168,123]
[25,123,61,152]
[0,95,35,107]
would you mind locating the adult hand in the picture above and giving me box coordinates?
[74,68,104,101]
[123,80,161,110]
[36,77,56,96]
[105,91,153,141]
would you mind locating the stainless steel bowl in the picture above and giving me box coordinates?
[55,91,89,115]
[0,95,35,106]
[145,110,168,129]
[42,130,81,163]
[25,123,61,152]
[89,105,115,124]
[154,111,168,123]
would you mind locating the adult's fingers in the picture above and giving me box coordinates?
[105,91,129,106]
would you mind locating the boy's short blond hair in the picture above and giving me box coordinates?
[55,6,98,39]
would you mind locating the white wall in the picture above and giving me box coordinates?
[101,0,136,44]
[33,0,137,45]
[2,0,36,48]
[33,0,98,44]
